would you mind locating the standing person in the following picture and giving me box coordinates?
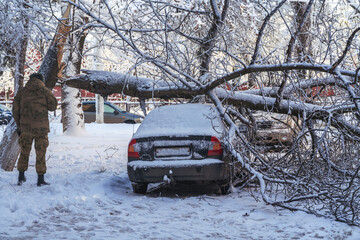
[12,73,57,186]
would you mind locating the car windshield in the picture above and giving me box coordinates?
[134,104,224,138]
[108,103,125,112]
[104,104,116,114]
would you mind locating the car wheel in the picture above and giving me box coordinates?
[132,182,148,194]
[125,120,136,124]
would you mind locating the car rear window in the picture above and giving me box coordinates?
[133,104,224,138]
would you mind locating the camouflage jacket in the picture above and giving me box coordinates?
[12,77,57,135]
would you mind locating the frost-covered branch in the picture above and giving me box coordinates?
[206,62,358,91]
[250,0,287,65]
[64,70,199,98]
[330,27,360,71]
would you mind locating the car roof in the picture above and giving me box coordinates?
[133,103,224,139]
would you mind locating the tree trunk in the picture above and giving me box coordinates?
[61,51,85,133]
[61,13,87,133]
[62,85,84,133]
[292,1,312,79]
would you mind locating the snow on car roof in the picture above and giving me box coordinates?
[133,103,224,138]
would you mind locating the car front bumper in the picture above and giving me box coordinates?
[127,159,226,183]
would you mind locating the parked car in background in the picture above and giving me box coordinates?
[249,112,298,148]
[82,101,143,124]
[127,103,234,194]
[0,104,12,125]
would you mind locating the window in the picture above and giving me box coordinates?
[82,103,117,114]
[83,104,95,112]
[104,104,116,114]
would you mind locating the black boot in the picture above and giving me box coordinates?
[37,174,50,187]
[18,171,26,186]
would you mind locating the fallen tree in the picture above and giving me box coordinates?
[61,0,360,226]
[0,0,358,226]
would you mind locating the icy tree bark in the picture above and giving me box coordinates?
[65,70,197,98]
[39,45,60,90]
[61,85,84,134]
[39,3,73,89]
[61,13,87,133]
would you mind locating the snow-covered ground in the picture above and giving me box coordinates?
[1,122,360,239]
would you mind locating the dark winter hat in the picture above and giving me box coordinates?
[30,73,44,81]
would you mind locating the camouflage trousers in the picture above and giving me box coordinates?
[17,133,49,174]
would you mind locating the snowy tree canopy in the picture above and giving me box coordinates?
[0,0,61,92]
